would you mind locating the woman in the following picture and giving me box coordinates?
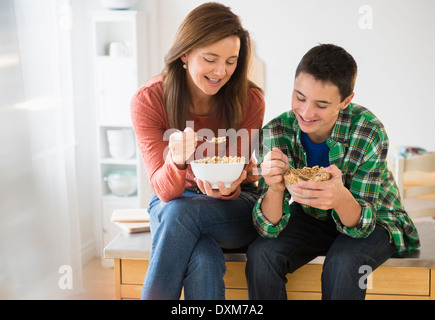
[131,3,265,299]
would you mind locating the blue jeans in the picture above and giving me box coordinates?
[246,203,396,300]
[141,186,258,300]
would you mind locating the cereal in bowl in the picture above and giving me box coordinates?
[284,165,331,184]
[194,156,245,164]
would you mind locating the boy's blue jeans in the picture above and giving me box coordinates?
[246,202,396,300]
[141,186,258,300]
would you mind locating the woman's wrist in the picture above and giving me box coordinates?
[220,186,241,199]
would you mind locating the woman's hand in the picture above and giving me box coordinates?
[196,170,247,199]
[168,127,197,169]
[260,147,289,192]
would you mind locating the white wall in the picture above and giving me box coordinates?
[150,0,435,152]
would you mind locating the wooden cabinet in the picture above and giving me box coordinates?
[112,258,435,300]
[114,259,147,299]
[105,223,435,300]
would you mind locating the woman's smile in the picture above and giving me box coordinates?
[205,76,222,87]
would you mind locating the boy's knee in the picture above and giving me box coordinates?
[247,237,285,273]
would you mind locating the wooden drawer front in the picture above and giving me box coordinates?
[226,289,322,300]
[224,263,323,293]
[117,259,431,299]
[284,265,429,296]
[120,284,142,299]
[286,264,322,292]
[224,262,247,288]
[121,259,148,284]
[226,289,249,300]
[368,267,429,296]
[287,292,322,300]
[223,263,430,297]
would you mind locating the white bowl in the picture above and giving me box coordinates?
[190,161,244,189]
[108,143,135,159]
[105,170,137,196]
[107,129,135,159]
[284,181,316,199]
[99,0,138,10]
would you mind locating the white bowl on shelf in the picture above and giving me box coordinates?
[106,129,135,159]
[99,0,138,10]
[104,170,137,196]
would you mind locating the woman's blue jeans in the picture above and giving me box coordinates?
[141,186,258,300]
[246,202,396,300]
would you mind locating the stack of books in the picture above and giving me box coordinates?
[111,209,150,233]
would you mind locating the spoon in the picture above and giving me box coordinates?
[261,143,311,181]
[175,129,227,144]
[198,135,227,144]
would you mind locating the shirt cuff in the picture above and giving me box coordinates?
[252,190,292,238]
[331,198,376,239]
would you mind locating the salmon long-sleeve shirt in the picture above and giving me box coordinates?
[131,75,265,203]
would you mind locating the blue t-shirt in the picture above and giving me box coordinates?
[300,132,330,167]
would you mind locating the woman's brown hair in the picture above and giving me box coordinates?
[163,2,259,130]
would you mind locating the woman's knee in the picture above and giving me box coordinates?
[153,197,202,227]
[188,235,226,277]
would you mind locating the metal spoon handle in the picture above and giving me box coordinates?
[262,143,310,181]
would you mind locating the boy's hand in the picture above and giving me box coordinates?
[291,165,345,210]
[292,165,362,227]
[260,147,289,192]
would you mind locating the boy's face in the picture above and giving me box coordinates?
[292,72,354,144]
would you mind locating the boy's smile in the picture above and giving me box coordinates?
[292,72,353,144]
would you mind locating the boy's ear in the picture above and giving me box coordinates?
[341,92,355,109]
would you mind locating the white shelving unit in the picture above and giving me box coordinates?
[90,10,150,267]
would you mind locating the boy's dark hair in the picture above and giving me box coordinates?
[295,44,357,102]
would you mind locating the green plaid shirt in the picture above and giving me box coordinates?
[253,103,420,254]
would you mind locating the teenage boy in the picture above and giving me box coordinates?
[246,44,420,300]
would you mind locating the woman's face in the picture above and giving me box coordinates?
[182,36,240,97]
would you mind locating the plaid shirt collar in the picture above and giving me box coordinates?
[328,106,352,147]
